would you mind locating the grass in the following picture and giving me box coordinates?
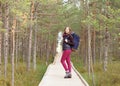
[71,57,120,86]
[1,55,119,86]
[0,60,48,86]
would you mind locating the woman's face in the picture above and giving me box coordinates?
[65,27,70,34]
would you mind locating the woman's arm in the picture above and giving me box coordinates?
[66,35,74,46]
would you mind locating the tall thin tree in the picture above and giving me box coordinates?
[104,28,110,71]
[27,1,34,71]
[11,17,16,86]
[0,3,2,76]
[87,0,95,86]
[4,2,9,78]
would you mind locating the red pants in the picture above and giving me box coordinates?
[61,49,72,72]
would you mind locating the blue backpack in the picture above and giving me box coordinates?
[71,32,80,51]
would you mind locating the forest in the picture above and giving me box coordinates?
[0,0,120,86]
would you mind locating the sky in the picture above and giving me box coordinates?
[63,0,68,3]
[63,0,80,8]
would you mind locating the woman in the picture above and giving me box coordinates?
[61,27,74,78]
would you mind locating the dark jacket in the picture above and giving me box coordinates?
[62,33,74,50]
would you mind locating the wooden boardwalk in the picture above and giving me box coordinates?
[38,52,89,86]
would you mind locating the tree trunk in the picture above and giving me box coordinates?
[92,28,96,64]
[104,45,108,71]
[33,27,37,70]
[0,2,2,69]
[46,32,50,65]
[39,33,42,58]
[27,1,34,71]
[86,0,95,86]
[15,32,18,67]
[88,25,91,76]
[0,33,2,76]
[104,28,110,71]
[84,29,88,67]
[27,29,32,71]
[86,0,91,76]
[33,2,38,70]
[4,3,9,78]
[4,32,8,78]
[11,17,16,86]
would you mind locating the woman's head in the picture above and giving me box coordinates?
[64,27,71,34]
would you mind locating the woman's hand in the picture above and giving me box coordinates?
[65,39,68,43]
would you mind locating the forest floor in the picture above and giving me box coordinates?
[0,60,47,86]
[0,56,119,86]
[72,57,120,86]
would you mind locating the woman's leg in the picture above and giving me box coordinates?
[66,50,72,72]
[61,50,68,72]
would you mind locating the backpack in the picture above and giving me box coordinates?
[71,32,80,51]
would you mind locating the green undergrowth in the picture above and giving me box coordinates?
[0,60,48,86]
[71,57,120,86]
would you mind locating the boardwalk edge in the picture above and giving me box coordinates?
[72,63,89,86]
[38,64,52,86]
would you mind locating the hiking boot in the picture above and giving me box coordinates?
[64,72,72,78]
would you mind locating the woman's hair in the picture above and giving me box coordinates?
[64,27,72,34]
